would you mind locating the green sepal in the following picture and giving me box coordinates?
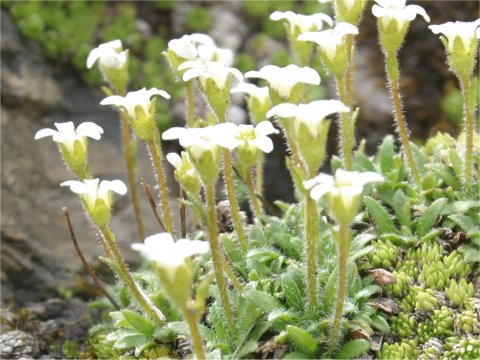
[285,156,307,195]
[195,272,215,312]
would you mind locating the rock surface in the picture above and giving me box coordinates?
[0,10,175,305]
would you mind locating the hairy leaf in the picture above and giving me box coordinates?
[364,196,397,233]
[416,198,448,237]
[336,339,371,359]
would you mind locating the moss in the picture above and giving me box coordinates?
[185,5,211,32]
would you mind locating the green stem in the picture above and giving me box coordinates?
[222,149,248,254]
[336,77,353,171]
[146,137,174,234]
[460,78,473,193]
[221,256,244,292]
[255,154,264,200]
[245,168,263,219]
[186,81,195,128]
[304,196,319,315]
[99,226,165,325]
[206,184,235,331]
[385,53,421,187]
[329,224,350,351]
[120,113,145,240]
[182,307,206,360]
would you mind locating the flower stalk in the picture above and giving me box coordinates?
[329,224,350,351]
[182,306,206,360]
[245,168,263,219]
[385,53,421,187]
[99,226,166,325]
[206,183,235,331]
[146,136,174,234]
[304,196,319,315]
[119,111,145,240]
[459,77,475,193]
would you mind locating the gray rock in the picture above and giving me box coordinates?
[0,9,177,305]
[0,331,39,359]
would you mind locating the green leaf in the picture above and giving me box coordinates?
[425,163,460,190]
[283,352,310,359]
[448,214,476,233]
[415,198,448,237]
[324,269,337,310]
[286,325,318,357]
[392,189,411,229]
[354,285,381,302]
[237,339,259,358]
[378,135,395,174]
[279,272,304,310]
[364,196,397,233]
[354,152,376,172]
[441,200,478,216]
[243,290,283,313]
[449,149,464,185]
[121,310,156,338]
[370,314,390,332]
[268,308,297,323]
[113,333,148,350]
[336,339,371,359]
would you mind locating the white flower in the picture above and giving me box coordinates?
[235,121,279,154]
[132,233,209,279]
[372,0,430,30]
[178,61,243,89]
[167,33,215,60]
[231,83,271,106]
[86,39,127,69]
[245,65,321,99]
[304,169,384,225]
[267,100,349,138]
[35,122,103,151]
[61,178,127,210]
[167,33,233,67]
[298,22,359,60]
[270,11,333,34]
[162,124,241,159]
[100,87,170,119]
[429,19,480,54]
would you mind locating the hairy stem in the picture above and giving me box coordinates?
[63,207,120,310]
[255,153,264,202]
[385,53,421,187]
[186,81,195,128]
[329,224,350,351]
[99,226,166,325]
[336,77,353,171]
[182,307,206,360]
[460,78,474,193]
[304,196,319,315]
[245,168,263,219]
[222,149,248,253]
[206,184,235,331]
[146,137,174,234]
[120,113,145,240]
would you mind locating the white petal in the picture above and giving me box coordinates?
[175,239,210,258]
[109,180,128,195]
[166,153,182,169]
[252,137,274,153]
[266,103,298,119]
[162,127,187,141]
[182,68,205,82]
[303,173,334,189]
[147,87,171,100]
[76,122,104,140]
[406,4,430,23]
[145,232,175,247]
[255,121,279,136]
[356,171,385,186]
[100,95,127,108]
[35,128,58,140]
[60,180,88,194]
[86,48,101,69]
[309,184,330,201]
[371,4,386,18]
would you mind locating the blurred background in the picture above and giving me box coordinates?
[1,1,478,306]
